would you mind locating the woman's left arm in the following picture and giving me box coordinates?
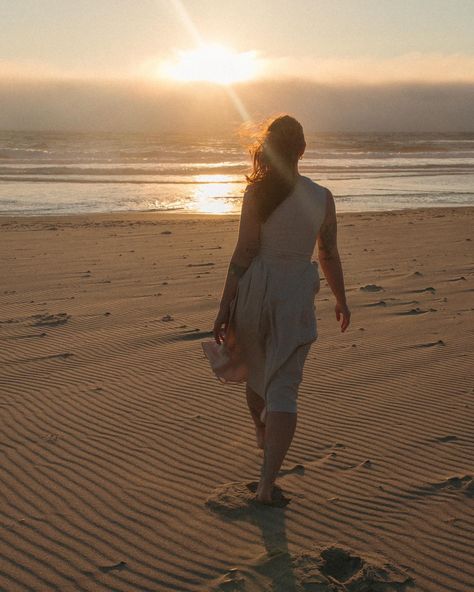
[213,188,260,343]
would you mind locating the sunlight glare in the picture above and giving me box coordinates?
[187,176,237,214]
[161,43,260,85]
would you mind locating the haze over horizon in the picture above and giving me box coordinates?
[1,0,473,132]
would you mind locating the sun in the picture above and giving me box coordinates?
[160,43,260,85]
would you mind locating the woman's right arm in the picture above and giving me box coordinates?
[317,189,351,332]
[213,187,260,344]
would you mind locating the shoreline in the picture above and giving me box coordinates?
[1,203,473,225]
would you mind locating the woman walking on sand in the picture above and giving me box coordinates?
[202,115,350,505]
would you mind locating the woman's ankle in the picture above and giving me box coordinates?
[258,476,274,490]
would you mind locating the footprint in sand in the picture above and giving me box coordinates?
[32,312,70,327]
[299,450,353,472]
[395,307,429,316]
[41,433,59,442]
[278,463,305,477]
[210,545,413,591]
[411,287,436,294]
[434,435,458,443]
[432,475,473,496]
[187,262,215,267]
[413,340,445,348]
[98,561,127,573]
[364,300,387,307]
[8,332,47,340]
[416,475,473,498]
[206,481,291,515]
[359,284,383,292]
[39,352,74,361]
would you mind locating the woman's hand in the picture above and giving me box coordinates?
[335,301,351,332]
[213,304,230,345]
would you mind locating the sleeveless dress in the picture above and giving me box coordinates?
[202,176,328,415]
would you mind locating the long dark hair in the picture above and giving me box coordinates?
[245,114,306,223]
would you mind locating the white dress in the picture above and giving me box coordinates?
[202,175,328,414]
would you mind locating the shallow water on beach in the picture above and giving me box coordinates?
[0,130,473,215]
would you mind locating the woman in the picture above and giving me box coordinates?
[202,115,350,505]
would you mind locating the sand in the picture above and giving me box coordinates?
[0,206,472,592]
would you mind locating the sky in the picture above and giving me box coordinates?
[1,0,473,131]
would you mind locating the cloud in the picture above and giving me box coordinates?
[0,58,132,81]
[0,77,472,133]
[0,59,62,80]
[262,52,474,84]
[3,51,474,86]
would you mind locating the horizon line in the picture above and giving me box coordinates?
[1,128,474,135]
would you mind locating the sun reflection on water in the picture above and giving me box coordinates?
[187,175,241,214]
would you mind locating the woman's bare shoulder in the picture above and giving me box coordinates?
[300,175,331,194]
[243,182,259,198]
[300,177,334,209]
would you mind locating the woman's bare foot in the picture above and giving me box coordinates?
[255,481,274,504]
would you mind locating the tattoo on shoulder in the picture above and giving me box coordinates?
[229,262,248,278]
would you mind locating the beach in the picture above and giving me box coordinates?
[1,205,473,591]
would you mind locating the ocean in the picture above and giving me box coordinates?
[0,130,473,215]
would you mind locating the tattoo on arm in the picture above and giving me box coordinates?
[319,221,338,259]
[229,261,248,278]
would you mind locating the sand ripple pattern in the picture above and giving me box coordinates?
[0,208,473,591]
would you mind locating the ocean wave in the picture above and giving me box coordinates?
[1,130,473,215]
[0,176,244,184]
[0,162,247,173]
[334,190,474,199]
[1,158,473,175]
[0,148,52,159]
[0,161,472,184]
